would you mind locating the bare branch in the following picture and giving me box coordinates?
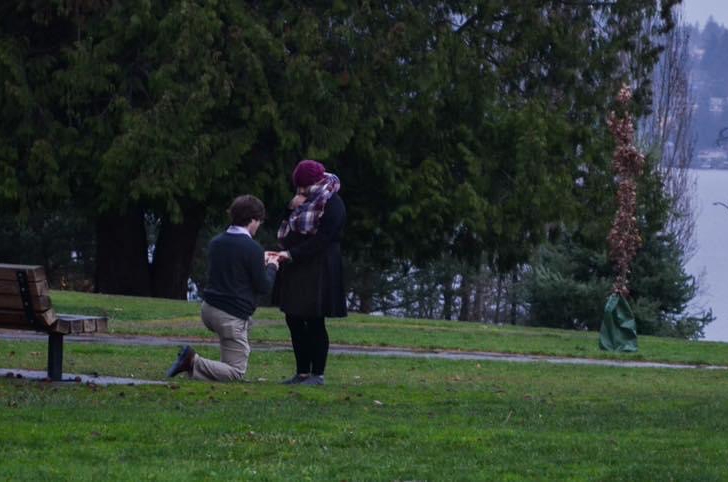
[637,8,698,260]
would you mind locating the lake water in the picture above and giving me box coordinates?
[686,169,728,342]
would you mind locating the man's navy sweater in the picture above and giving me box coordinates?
[202,232,276,320]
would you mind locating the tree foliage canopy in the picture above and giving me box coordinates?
[1,1,688,318]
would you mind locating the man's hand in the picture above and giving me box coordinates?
[264,251,280,268]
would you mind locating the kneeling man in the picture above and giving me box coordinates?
[167,195,278,381]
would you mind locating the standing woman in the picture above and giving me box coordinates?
[273,160,347,385]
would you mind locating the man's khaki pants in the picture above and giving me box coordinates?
[191,302,250,381]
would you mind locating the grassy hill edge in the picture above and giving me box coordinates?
[46,290,728,367]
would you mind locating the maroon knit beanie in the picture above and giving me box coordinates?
[292,160,325,188]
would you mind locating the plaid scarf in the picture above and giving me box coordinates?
[277,173,341,242]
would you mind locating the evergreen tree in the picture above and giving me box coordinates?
[520,154,713,339]
[1,1,683,301]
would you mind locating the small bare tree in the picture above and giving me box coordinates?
[608,86,646,297]
[638,8,698,259]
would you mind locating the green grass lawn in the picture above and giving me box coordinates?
[1,342,727,481]
[2,291,728,481]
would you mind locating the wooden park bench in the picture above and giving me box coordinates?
[0,263,108,381]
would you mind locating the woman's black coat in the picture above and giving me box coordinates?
[272,192,347,318]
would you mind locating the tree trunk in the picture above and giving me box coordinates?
[442,281,453,320]
[458,276,471,321]
[473,276,484,322]
[493,274,503,324]
[151,205,206,299]
[95,207,152,296]
[357,267,375,314]
[509,271,518,325]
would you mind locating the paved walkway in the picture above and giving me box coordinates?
[2,331,726,371]
[0,368,167,386]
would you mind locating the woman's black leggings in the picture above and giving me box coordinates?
[285,314,329,376]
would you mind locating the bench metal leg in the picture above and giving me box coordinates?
[47,333,64,381]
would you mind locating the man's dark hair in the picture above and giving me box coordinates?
[228,195,266,226]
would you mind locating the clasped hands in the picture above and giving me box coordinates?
[265,250,291,269]
[265,192,304,269]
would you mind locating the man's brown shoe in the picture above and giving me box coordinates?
[167,345,196,377]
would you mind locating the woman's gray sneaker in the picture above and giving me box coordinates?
[282,373,310,385]
[300,375,325,386]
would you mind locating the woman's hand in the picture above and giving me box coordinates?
[289,194,307,210]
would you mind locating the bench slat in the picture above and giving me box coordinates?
[0,264,46,283]
[52,315,108,334]
[96,317,108,332]
[0,279,49,297]
[0,293,53,312]
[0,307,57,328]
[0,311,108,334]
